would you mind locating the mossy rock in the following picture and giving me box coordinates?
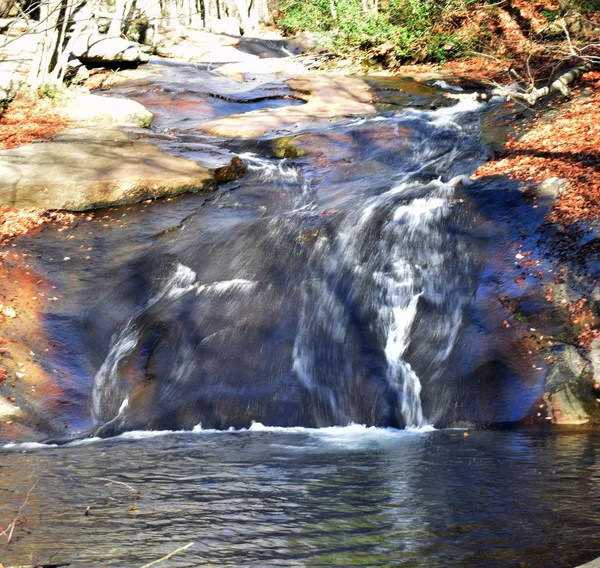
[271,136,307,159]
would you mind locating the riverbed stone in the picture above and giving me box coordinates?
[199,74,376,137]
[61,94,153,127]
[216,57,309,81]
[589,339,600,381]
[546,344,588,390]
[542,343,596,425]
[0,127,218,210]
[0,396,23,421]
[537,177,568,200]
[545,384,590,425]
[154,29,257,63]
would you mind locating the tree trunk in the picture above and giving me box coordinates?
[29,0,61,87]
[51,0,94,83]
[204,0,217,26]
[48,0,73,82]
[108,0,126,35]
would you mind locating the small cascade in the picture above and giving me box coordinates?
[240,152,316,210]
[291,101,485,428]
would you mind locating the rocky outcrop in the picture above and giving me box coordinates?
[206,17,241,36]
[61,94,153,127]
[0,128,220,210]
[72,32,150,65]
[154,29,256,63]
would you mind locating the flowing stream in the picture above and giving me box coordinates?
[2,55,596,566]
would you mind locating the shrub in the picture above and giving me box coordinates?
[277,0,471,64]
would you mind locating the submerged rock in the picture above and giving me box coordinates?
[0,127,219,210]
[199,74,376,137]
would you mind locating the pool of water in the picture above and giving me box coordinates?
[2,428,600,567]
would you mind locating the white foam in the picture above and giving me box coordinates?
[3,441,59,450]
[431,80,463,92]
[2,422,435,452]
[196,279,256,295]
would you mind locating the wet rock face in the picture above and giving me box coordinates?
[199,74,377,137]
[456,173,600,428]
[13,94,568,437]
[5,36,598,437]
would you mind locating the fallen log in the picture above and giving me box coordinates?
[491,61,595,105]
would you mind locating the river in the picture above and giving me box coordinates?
[3,428,600,566]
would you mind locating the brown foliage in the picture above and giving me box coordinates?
[0,95,69,150]
[474,71,600,225]
[0,209,75,245]
[474,71,600,347]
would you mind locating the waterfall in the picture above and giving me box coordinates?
[88,96,487,434]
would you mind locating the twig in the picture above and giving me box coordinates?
[0,481,38,545]
[140,542,194,568]
[93,477,139,493]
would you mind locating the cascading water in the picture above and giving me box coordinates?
[91,262,198,425]
[6,50,594,568]
[88,96,489,435]
[291,99,485,429]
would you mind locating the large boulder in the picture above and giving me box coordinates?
[0,127,218,210]
[153,29,258,63]
[62,94,153,127]
[71,32,149,65]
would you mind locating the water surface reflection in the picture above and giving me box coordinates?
[2,429,600,567]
